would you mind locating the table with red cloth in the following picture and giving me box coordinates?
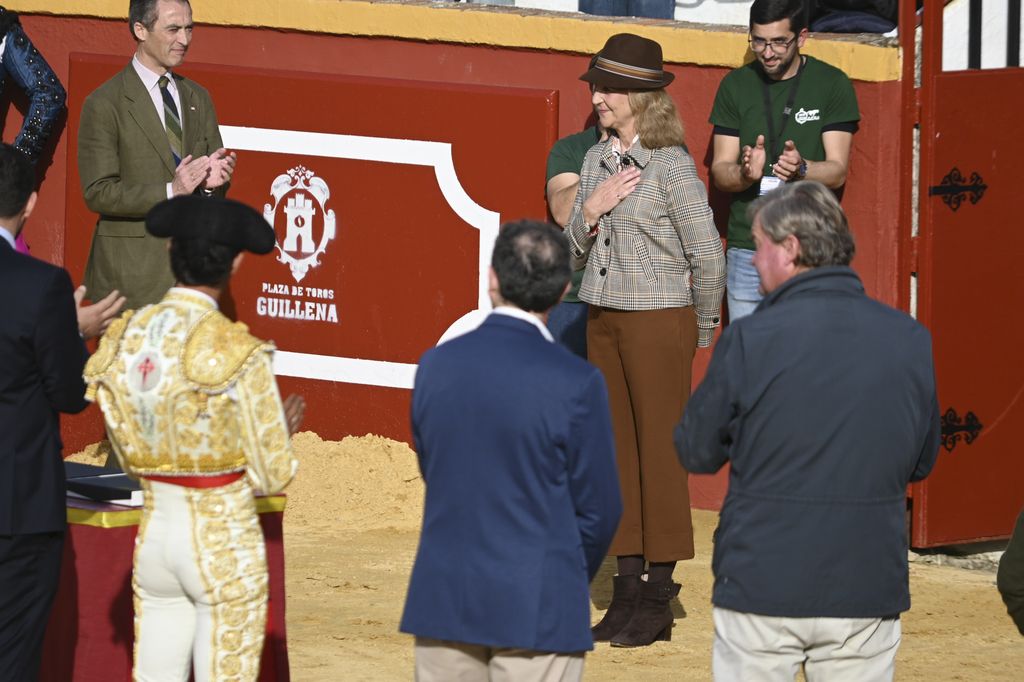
[39,495,290,681]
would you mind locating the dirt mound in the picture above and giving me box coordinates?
[280,432,423,531]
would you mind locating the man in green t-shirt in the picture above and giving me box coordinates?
[545,61,607,359]
[710,0,860,321]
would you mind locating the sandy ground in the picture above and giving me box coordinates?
[280,433,1024,681]
[73,433,1024,680]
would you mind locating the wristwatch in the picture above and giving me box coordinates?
[795,161,808,180]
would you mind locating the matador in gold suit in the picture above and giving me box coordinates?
[84,195,304,682]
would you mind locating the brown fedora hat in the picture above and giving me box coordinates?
[580,33,674,90]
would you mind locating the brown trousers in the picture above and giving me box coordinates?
[587,306,696,562]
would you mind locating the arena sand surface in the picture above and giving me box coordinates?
[75,433,1024,680]
[281,433,1023,681]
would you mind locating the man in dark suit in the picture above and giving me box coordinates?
[79,0,235,310]
[0,143,90,680]
[400,221,622,681]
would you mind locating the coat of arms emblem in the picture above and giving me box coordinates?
[262,166,337,283]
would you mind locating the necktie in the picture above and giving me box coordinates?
[158,75,182,164]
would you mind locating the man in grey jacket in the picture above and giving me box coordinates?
[675,181,940,681]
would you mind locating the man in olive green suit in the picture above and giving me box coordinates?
[79,0,236,310]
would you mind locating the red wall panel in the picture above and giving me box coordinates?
[11,14,902,511]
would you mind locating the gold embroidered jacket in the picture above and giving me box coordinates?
[84,288,297,494]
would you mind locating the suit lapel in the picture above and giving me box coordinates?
[121,64,177,175]
[175,75,201,156]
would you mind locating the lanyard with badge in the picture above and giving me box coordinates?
[759,57,805,196]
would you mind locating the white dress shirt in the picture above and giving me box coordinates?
[133,56,183,199]
[492,305,554,343]
[0,225,15,250]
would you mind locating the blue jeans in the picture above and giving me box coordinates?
[547,300,588,359]
[727,248,763,322]
[579,0,675,20]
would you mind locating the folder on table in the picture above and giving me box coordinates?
[65,462,143,507]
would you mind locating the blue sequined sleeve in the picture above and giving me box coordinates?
[2,22,66,160]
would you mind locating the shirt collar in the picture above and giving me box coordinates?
[601,134,651,171]
[491,306,554,342]
[0,225,15,250]
[164,286,219,310]
[132,55,172,92]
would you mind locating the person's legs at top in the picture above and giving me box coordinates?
[726,247,763,322]
[578,0,629,17]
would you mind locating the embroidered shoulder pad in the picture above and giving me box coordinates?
[182,312,270,391]
[84,309,135,381]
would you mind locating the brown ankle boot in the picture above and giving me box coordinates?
[591,574,641,642]
[609,579,680,647]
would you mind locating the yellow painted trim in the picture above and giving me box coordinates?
[67,494,287,528]
[9,0,899,82]
[256,495,288,514]
[68,505,142,528]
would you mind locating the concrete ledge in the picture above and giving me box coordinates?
[9,0,900,81]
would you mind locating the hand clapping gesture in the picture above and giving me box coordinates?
[740,134,767,184]
[282,394,306,436]
[772,140,805,182]
[74,286,126,340]
[202,148,237,191]
[171,154,211,196]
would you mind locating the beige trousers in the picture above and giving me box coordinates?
[133,479,268,682]
[712,607,902,682]
[414,637,585,682]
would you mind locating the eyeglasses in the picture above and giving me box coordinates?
[748,35,798,54]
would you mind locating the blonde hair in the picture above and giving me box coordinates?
[628,89,685,149]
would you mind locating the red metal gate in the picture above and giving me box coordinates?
[905,0,1024,546]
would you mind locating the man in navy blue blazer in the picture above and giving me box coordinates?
[401,220,622,681]
[0,143,91,679]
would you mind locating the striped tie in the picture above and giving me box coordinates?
[158,75,182,164]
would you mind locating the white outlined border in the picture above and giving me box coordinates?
[221,125,500,390]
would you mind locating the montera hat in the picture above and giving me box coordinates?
[580,33,674,90]
[146,195,276,255]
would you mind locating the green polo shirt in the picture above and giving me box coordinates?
[546,126,601,304]
[709,56,860,250]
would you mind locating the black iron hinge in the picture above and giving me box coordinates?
[940,407,983,453]
[928,167,987,212]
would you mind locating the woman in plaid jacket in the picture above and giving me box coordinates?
[565,33,726,648]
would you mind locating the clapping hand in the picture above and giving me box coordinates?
[740,134,767,184]
[283,394,306,436]
[772,140,804,182]
[75,286,126,340]
[171,155,211,196]
[202,148,237,191]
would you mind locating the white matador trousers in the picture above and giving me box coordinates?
[133,478,268,682]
